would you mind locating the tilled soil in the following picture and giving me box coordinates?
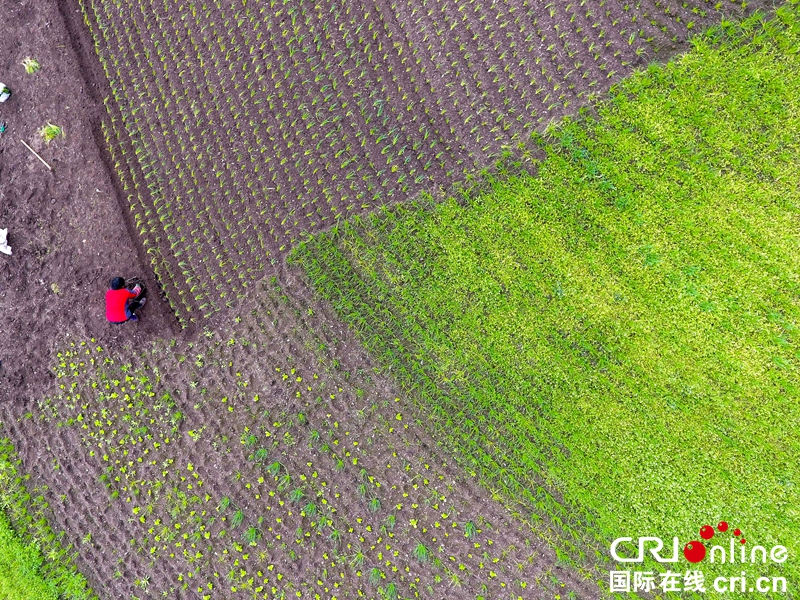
[8,271,607,599]
[0,0,176,402]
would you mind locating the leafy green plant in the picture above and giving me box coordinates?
[39,123,63,143]
[22,58,41,74]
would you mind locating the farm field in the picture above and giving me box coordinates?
[73,0,771,324]
[0,0,797,599]
[8,275,601,600]
[0,0,609,597]
[292,3,800,591]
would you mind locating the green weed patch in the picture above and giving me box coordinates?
[0,512,59,600]
[293,4,800,582]
[0,438,94,600]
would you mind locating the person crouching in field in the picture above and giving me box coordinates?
[106,277,146,323]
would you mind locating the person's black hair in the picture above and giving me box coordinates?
[110,277,125,290]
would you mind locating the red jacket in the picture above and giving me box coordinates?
[106,287,138,323]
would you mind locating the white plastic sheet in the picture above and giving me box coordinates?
[0,229,11,255]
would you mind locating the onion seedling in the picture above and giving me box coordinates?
[22,58,41,74]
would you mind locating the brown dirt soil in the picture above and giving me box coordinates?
[0,0,176,401]
[2,268,604,599]
[0,0,783,599]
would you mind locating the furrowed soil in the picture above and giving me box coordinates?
[0,0,783,598]
[0,0,176,399]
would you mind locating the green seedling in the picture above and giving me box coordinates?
[413,542,430,563]
[231,509,244,528]
[349,549,365,568]
[40,123,63,143]
[464,520,477,539]
[368,567,383,586]
[382,582,398,600]
[289,488,304,503]
[244,526,260,544]
[22,58,41,74]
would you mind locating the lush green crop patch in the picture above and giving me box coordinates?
[0,512,59,600]
[293,3,800,582]
[0,439,94,600]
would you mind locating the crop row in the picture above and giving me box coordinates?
[74,0,765,323]
[43,313,578,598]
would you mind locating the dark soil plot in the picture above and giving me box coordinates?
[72,0,771,326]
[0,0,174,402]
[5,276,600,600]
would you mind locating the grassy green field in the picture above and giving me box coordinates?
[0,512,60,600]
[0,439,93,600]
[293,3,800,584]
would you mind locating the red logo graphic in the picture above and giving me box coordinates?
[683,521,745,563]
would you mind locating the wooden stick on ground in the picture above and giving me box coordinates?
[19,139,53,171]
